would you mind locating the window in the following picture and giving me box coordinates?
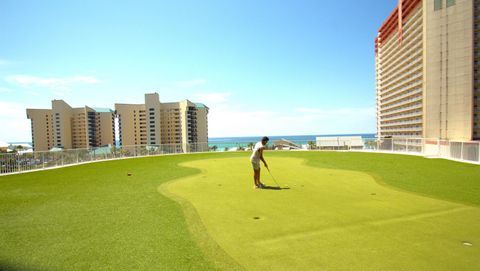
[434,0,443,10]
[446,0,455,7]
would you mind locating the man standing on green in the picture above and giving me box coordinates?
[250,136,269,189]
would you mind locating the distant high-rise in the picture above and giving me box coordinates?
[115,93,209,148]
[26,100,115,151]
[375,0,479,141]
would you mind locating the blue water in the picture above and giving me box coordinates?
[208,133,376,149]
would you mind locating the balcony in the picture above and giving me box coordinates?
[380,96,423,112]
[380,85,422,105]
[381,103,423,117]
[380,111,423,122]
[380,119,423,128]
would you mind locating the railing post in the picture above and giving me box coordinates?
[478,142,480,163]
[460,142,464,161]
[437,139,440,157]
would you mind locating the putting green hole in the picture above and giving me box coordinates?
[253,216,261,220]
[463,241,473,247]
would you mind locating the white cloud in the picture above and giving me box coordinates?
[194,92,231,104]
[208,105,376,137]
[0,87,14,93]
[5,75,100,91]
[0,101,31,142]
[173,79,208,88]
[295,107,375,119]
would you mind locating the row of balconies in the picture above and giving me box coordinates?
[379,13,423,59]
[380,81,422,103]
[380,93,423,112]
[380,71,423,94]
[380,110,423,122]
[379,53,423,87]
[379,63,423,92]
[381,102,423,117]
[379,56,422,89]
[379,9,423,55]
[380,88,423,109]
[380,118,423,128]
[379,37,423,78]
[379,126,423,132]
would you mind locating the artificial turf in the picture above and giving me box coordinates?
[0,151,479,270]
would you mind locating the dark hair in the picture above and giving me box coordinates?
[262,136,269,142]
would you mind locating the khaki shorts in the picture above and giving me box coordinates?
[251,161,261,170]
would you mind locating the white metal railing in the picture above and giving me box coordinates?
[380,87,422,107]
[0,143,209,175]
[1,138,479,175]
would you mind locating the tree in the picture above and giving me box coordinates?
[307,141,317,150]
[210,145,218,152]
[247,142,254,150]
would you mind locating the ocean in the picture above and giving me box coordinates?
[10,133,377,150]
[208,133,376,149]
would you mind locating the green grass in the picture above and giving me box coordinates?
[1,152,479,270]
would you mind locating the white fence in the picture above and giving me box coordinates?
[0,143,209,175]
[1,138,479,175]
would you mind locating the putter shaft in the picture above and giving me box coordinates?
[267,168,281,187]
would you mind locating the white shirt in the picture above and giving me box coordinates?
[250,142,265,162]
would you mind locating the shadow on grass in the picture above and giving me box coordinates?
[0,261,45,271]
[261,185,290,190]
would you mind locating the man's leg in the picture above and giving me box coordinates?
[254,169,260,187]
[257,169,264,187]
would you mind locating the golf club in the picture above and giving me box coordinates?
[266,167,281,188]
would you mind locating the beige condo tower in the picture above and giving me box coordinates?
[375,0,480,141]
[26,100,116,151]
[115,93,209,150]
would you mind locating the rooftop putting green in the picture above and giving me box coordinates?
[162,156,480,271]
[1,152,479,270]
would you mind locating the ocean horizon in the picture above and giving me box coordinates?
[208,133,376,149]
[8,133,377,149]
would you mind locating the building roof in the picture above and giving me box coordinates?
[195,103,207,109]
[93,108,114,113]
[272,139,300,149]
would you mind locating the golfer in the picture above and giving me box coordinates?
[250,136,269,189]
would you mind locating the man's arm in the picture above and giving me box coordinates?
[259,148,268,168]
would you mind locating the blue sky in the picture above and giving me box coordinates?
[0,0,397,141]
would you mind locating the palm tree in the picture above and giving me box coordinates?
[210,145,218,152]
[247,142,254,150]
[307,141,316,150]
